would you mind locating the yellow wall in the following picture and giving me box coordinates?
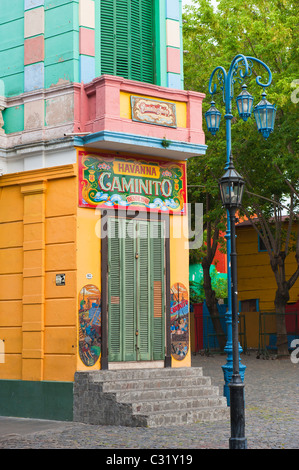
[0,165,78,382]
[0,153,191,383]
[169,208,191,367]
[237,225,299,347]
[76,206,101,371]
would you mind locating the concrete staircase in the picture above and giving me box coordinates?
[73,367,229,427]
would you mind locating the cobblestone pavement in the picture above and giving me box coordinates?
[0,352,298,450]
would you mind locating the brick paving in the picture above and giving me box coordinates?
[0,352,298,450]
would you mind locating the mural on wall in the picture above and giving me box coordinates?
[78,150,187,215]
[78,284,101,366]
[170,282,189,360]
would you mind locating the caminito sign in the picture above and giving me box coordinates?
[79,151,187,215]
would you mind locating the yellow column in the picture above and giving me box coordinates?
[21,182,47,381]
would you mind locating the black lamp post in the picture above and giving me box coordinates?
[219,155,247,450]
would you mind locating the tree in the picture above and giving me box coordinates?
[190,265,228,303]
[183,0,299,356]
[188,155,228,351]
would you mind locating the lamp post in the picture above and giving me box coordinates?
[205,55,276,410]
[219,156,246,449]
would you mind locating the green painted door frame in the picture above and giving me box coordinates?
[107,216,165,362]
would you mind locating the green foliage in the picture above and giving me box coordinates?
[184,1,299,347]
[183,0,298,249]
[190,270,228,303]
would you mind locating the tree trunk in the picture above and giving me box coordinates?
[274,287,289,357]
[202,258,226,351]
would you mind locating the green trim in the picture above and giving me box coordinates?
[3,105,24,134]
[0,380,73,421]
[179,0,184,89]
[94,0,101,77]
[108,218,165,362]
[44,0,78,10]
[0,2,24,25]
[154,0,167,87]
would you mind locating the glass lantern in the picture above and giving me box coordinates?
[219,158,245,209]
[236,84,254,121]
[205,101,221,135]
[253,91,276,139]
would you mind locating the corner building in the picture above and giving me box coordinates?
[0,0,206,420]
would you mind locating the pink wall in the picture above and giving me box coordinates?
[73,75,206,146]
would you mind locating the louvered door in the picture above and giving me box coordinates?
[107,217,164,362]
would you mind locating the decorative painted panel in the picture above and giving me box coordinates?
[78,284,101,366]
[170,282,189,360]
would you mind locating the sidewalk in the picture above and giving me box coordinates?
[0,352,298,449]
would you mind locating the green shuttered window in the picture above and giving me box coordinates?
[100,0,154,83]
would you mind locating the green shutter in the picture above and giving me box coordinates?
[116,0,130,79]
[140,0,154,83]
[100,0,116,75]
[130,0,142,82]
[100,0,154,83]
[123,220,136,361]
[150,221,165,360]
[108,218,122,361]
[137,221,151,360]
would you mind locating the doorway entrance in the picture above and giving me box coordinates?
[107,216,165,362]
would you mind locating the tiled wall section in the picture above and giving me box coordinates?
[44,0,79,88]
[166,0,183,90]
[2,0,81,134]
[79,0,95,83]
[1,0,183,134]
[0,3,25,132]
[24,3,45,92]
[0,2,24,98]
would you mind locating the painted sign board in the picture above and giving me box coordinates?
[131,96,177,128]
[79,151,187,215]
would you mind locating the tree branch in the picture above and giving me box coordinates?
[274,163,299,199]
[285,194,294,257]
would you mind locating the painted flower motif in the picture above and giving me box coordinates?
[162,170,172,177]
[98,163,110,170]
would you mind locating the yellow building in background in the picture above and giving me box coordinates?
[236,220,299,349]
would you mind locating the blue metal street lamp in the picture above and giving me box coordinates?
[205,55,275,449]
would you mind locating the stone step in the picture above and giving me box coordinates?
[90,366,203,382]
[73,367,229,427]
[100,375,211,393]
[144,405,230,427]
[130,395,227,414]
[116,384,220,402]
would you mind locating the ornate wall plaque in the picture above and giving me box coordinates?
[131,96,177,128]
